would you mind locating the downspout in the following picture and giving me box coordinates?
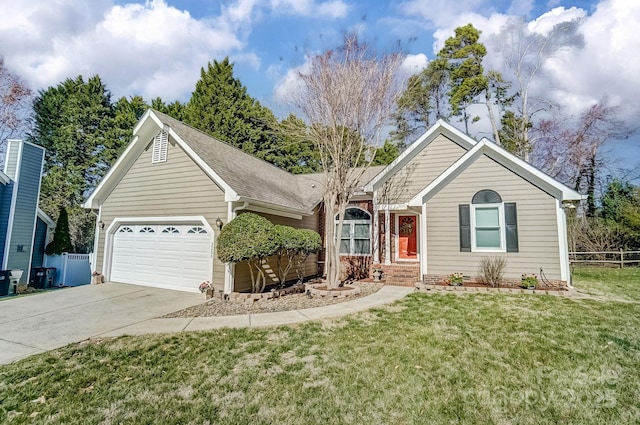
[223,201,249,294]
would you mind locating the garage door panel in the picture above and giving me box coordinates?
[110,223,212,292]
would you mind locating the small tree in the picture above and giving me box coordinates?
[273,225,298,285]
[286,34,404,287]
[45,207,73,255]
[293,229,322,283]
[274,226,322,285]
[216,213,279,293]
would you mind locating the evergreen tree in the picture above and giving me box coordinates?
[45,207,73,255]
[151,97,185,121]
[29,75,121,252]
[184,58,278,155]
[372,140,400,165]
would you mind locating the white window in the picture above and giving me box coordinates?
[139,226,155,233]
[162,226,180,234]
[152,128,168,164]
[118,226,133,233]
[188,227,207,234]
[471,204,505,251]
[335,207,371,256]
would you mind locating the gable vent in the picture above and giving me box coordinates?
[152,127,169,164]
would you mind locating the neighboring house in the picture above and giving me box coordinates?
[0,140,53,284]
[85,110,583,294]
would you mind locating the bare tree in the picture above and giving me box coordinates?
[491,17,584,160]
[286,34,405,286]
[0,57,32,152]
[534,101,632,216]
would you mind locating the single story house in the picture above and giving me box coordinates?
[0,139,54,284]
[84,109,583,293]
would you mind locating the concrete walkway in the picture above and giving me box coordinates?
[0,284,413,364]
[98,285,415,337]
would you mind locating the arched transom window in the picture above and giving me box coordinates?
[335,207,371,256]
[459,189,518,253]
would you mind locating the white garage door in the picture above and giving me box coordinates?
[110,223,212,292]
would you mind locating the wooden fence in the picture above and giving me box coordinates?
[569,250,640,268]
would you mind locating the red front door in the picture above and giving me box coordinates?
[398,215,417,259]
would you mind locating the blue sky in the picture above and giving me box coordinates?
[0,0,638,178]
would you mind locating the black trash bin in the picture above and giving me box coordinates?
[0,270,11,296]
[30,267,56,289]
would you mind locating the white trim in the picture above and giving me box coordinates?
[0,170,10,185]
[244,203,304,220]
[84,110,241,209]
[557,199,571,285]
[102,216,214,284]
[373,191,380,263]
[364,120,476,192]
[166,126,239,202]
[420,203,428,277]
[394,213,420,262]
[37,209,55,228]
[2,140,23,269]
[377,203,408,211]
[334,207,372,256]
[408,140,585,206]
[83,135,139,209]
[384,209,391,265]
[471,203,506,252]
[91,205,102,273]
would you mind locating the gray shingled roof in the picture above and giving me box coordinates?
[153,110,325,212]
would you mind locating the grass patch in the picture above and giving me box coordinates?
[572,266,640,302]
[1,271,639,424]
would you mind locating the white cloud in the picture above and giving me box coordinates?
[401,53,428,74]
[527,6,586,35]
[398,0,487,29]
[0,0,245,100]
[270,0,349,18]
[273,58,311,104]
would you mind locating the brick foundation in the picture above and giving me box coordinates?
[374,263,421,287]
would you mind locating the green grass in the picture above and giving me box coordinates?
[1,269,639,424]
[572,266,640,302]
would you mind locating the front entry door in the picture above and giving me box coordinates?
[398,215,418,259]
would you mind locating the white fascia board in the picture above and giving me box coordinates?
[479,142,584,202]
[408,142,485,206]
[408,140,585,206]
[377,203,409,211]
[240,198,311,219]
[0,170,10,185]
[165,127,240,202]
[83,135,140,209]
[364,120,477,192]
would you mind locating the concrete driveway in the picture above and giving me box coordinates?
[0,283,202,365]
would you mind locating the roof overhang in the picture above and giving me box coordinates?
[83,109,240,209]
[364,120,477,192]
[0,170,10,185]
[408,139,586,206]
[37,208,56,228]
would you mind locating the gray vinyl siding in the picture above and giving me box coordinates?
[426,154,562,280]
[30,217,48,269]
[233,209,320,292]
[381,135,466,204]
[98,136,228,291]
[5,143,44,282]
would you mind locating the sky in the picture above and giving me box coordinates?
[0,0,639,179]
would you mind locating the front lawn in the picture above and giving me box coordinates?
[1,268,639,424]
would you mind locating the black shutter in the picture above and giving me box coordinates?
[459,204,471,252]
[505,202,519,252]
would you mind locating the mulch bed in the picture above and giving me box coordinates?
[163,281,384,318]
